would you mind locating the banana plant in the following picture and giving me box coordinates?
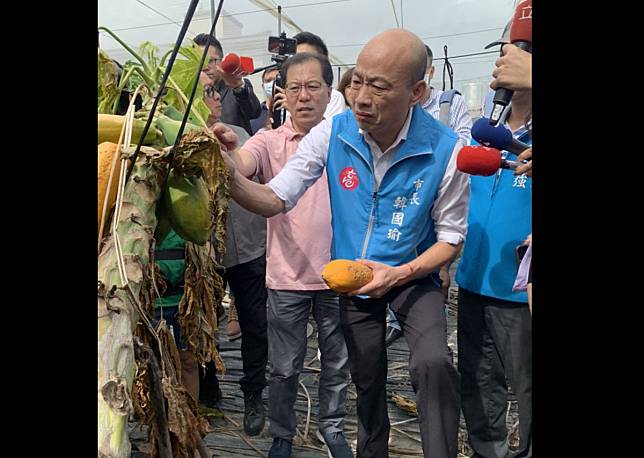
[97,26,210,128]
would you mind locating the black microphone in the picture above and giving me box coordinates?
[471,117,530,155]
[490,0,532,125]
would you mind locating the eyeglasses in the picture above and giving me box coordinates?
[285,81,326,96]
[208,57,222,65]
[205,85,216,98]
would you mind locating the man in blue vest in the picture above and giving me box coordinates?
[211,29,470,458]
[455,87,532,458]
[385,43,473,347]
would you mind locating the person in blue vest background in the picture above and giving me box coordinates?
[455,85,532,458]
[210,28,471,458]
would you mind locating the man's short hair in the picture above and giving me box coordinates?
[262,67,278,82]
[293,32,329,57]
[338,67,354,95]
[193,34,223,57]
[407,46,427,86]
[280,52,334,87]
[425,45,433,66]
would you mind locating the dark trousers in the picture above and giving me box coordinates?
[200,255,268,400]
[267,289,349,440]
[340,279,461,458]
[457,288,532,458]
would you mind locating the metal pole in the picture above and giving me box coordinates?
[123,0,201,184]
[211,0,215,35]
[278,5,282,34]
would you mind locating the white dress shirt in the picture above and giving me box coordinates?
[267,108,470,245]
[422,86,473,146]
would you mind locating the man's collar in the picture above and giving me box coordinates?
[421,86,437,109]
[282,117,308,140]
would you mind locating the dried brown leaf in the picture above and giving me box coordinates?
[391,392,418,416]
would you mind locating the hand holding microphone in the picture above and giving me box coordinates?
[471,117,530,155]
[489,0,532,125]
[490,44,532,91]
[457,145,528,176]
[514,148,532,176]
[217,53,255,89]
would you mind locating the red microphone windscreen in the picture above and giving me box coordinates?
[238,56,254,74]
[457,146,502,176]
[220,53,241,74]
[510,0,532,43]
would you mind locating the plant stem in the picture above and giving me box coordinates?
[98,26,151,75]
[166,76,209,128]
[132,67,157,91]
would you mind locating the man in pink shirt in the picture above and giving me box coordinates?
[229,52,351,458]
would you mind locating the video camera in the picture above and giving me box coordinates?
[267,33,297,128]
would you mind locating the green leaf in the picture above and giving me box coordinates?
[163,44,210,125]
[98,49,121,114]
[138,41,160,72]
[122,60,146,92]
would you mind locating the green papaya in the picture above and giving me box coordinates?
[98,114,162,145]
[163,171,211,245]
[156,115,202,147]
[162,105,184,121]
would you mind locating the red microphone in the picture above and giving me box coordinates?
[457,146,523,176]
[489,0,532,125]
[220,53,255,77]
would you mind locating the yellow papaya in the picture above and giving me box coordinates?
[98,142,121,230]
[164,172,211,245]
[321,260,373,293]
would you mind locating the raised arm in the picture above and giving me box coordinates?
[211,119,331,217]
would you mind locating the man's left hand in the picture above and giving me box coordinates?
[439,266,451,300]
[347,259,407,298]
[514,147,532,177]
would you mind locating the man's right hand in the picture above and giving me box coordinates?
[514,147,532,177]
[220,149,238,184]
[269,85,290,114]
[210,122,240,152]
[490,44,532,91]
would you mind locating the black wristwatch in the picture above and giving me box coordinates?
[232,79,249,97]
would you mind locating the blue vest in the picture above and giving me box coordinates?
[325,104,459,270]
[455,129,532,303]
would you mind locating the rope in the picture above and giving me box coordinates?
[298,380,312,439]
[442,45,454,91]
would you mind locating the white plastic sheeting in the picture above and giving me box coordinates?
[98,0,519,112]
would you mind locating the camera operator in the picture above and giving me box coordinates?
[270,32,348,129]
[194,34,262,136]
